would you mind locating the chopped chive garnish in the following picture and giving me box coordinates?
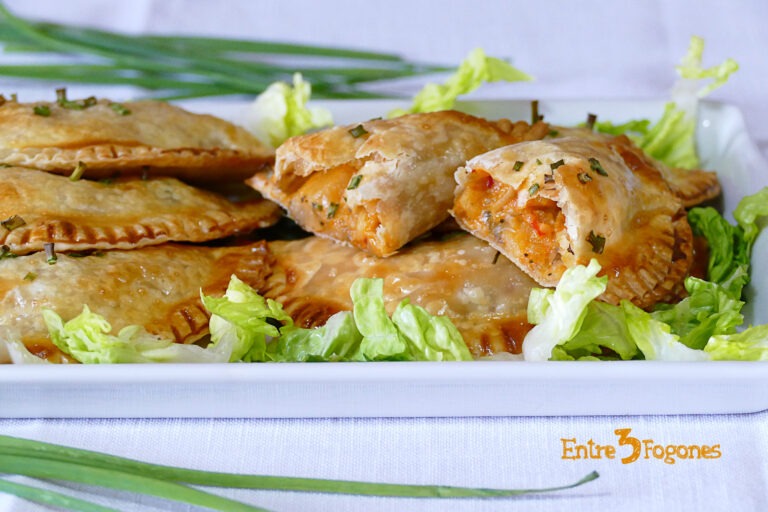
[23,272,36,281]
[530,100,543,124]
[1,214,26,231]
[528,183,540,196]
[548,129,559,137]
[311,202,323,211]
[10,93,17,102]
[327,202,339,219]
[109,102,131,116]
[577,172,593,184]
[586,113,597,130]
[32,105,50,117]
[492,251,501,264]
[44,243,57,264]
[513,160,524,172]
[589,157,607,176]
[0,245,17,259]
[69,161,87,181]
[55,87,83,110]
[544,173,554,184]
[550,159,565,170]
[586,231,606,254]
[348,124,368,138]
[347,174,363,190]
[536,159,543,165]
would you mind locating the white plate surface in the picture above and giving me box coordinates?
[1,99,766,418]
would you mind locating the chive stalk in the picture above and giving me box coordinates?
[0,435,599,500]
[0,478,121,512]
[0,6,447,100]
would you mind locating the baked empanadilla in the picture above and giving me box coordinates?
[452,135,696,309]
[0,242,272,363]
[249,110,549,257]
[262,233,539,357]
[0,97,273,183]
[0,167,281,255]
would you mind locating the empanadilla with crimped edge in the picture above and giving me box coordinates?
[452,136,694,309]
[0,98,273,183]
[552,127,721,207]
[248,111,550,257]
[0,167,282,255]
[0,242,272,363]
[262,233,539,357]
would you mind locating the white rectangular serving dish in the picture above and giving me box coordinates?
[1,99,766,418]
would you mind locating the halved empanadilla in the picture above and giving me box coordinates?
[452,136,694,309]
[553,128,721,207]
[0,98,273,183]
[263,233,540,357]
[249,110,549,257]
[0,242,272,363]
[0,167,281,255]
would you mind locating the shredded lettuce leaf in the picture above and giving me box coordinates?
[705,325,768,361]
[594,36,738,169]
[651,277,745,350]
[622,301,710,361]
[271,312,362,362]
[207,277,472,362]
[522,259,607,361]
[246,72,333,147]
[201,275,293,362]
[43,306,232,363]
[389,48,532,117]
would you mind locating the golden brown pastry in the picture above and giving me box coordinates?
[249,111,549,257]
[0,167,281,255]
[0,242,272,363]
[262,233,539,357]
[452,135,694,309]
[553,128,721,207]
[0,97,273,183]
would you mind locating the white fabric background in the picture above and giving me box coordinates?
[1,0,768,510]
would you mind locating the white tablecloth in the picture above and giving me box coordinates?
[1,1,767,510]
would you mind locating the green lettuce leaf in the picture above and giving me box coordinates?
[390,48,532,117]
[202,276,471,363]
[270,312,362,362]
[705,324,768,361]
[246,72,333,147]
[733,186,768,253]
[522,259,607,361]
[687,206,749,292]
[350,277,410,360]
[202,275,293,362]
[43,306,232,363]
[651,277,744,350]
[622,301,710,361]
[551,301,637,361]
[594,36,738,169]
[391,298,473,361]
[591,119,650,138]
